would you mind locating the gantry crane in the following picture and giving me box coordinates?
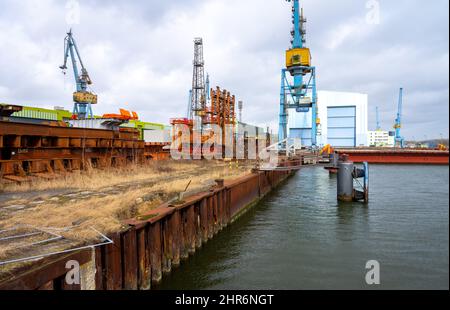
[60,30,97,119]
[394,88,405,148]
[279,0,318,146]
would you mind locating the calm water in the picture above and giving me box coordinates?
[156,165,449,290]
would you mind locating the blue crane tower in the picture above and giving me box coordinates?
[60,30,97,120]
[394,88,405,148]
[279,0,318,146]
[376,106,381,131]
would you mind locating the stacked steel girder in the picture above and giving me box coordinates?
[205,87,236,128]
[0,119,145,182]
[171,87,237,159]
[144,142,170,161]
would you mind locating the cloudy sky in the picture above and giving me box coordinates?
[0,0,448,139]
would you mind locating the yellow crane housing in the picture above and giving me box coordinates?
[286,48,311,68]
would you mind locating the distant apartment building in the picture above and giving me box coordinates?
[368,130,395,147]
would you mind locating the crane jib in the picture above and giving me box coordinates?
[59,30,97,119]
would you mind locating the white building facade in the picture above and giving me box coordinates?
[288,90,369,147]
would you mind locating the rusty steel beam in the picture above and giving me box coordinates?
[0,119,145,180]
[161,217,173,274]
[194,202,203,249]
[148,222,162,284]
[207,197,214,240]
[137,228,151,290]
[94,247,104,290]
[179,209,189,260]
[170,211,181,267]
[122,229,138,290]
[186,205,196,255]
[104,234,123,290]
[199,198,209,244]
[1,121,111,139]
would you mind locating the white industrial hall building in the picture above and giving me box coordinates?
[288,90,369,147]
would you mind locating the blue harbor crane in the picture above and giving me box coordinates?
[376,106,381,131]
[394,88,405,148]
[279,0,318,146]
[186,90,193,119]
[60,30,97,120]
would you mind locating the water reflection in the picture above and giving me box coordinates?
[156,165,449,290]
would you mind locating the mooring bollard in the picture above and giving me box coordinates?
[337,159,355,202]
[215,179,224,188]
[337,155,369,203]
[325,151,340,174]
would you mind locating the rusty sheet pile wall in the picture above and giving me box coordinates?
[0,169,294,290]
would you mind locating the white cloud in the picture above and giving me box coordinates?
[0,0,448,139]
[324,17,373,50]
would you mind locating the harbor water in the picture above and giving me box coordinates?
[156,165,449,290]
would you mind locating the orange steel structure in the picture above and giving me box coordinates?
[144,142,170,161]
[204,87,236,129]
[171,87,237,158]
[102,109,139,121]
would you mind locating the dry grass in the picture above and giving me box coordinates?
[2,161,206,193]
[0,160,253,262]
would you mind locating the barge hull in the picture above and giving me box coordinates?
[337,149,449,165]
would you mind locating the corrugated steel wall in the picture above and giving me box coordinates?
[0,169,294,290]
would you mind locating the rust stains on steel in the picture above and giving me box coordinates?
[148,221,163,284]
[0,120,169,182]
[137,228,151,290]
[336,149,450,165]
[0,169,296,290]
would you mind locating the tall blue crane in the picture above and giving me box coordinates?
[60,30,97,119]
[376,106,381,131]
[279,0,318,146]
[394,88,405,148]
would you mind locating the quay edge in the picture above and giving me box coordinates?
[0,168,297,290]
